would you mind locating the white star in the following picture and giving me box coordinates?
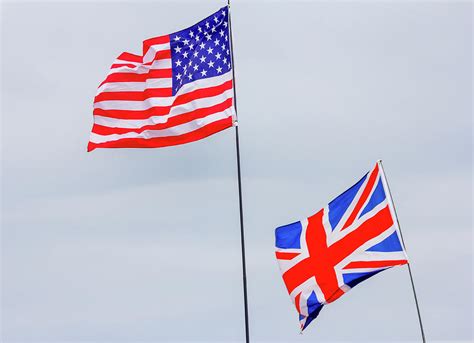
[173,35,181,41]
[211,26,216,33]
[200,69,207,77]
[199,42,206,50]
[175,59,182,67]
[176,73,182,80]
[223,22,228,28]
[198,26,202,33]
[227,62,231,69]
[207,47,214,54]
[215,52,222,60]
[214,38,220,46]
[188,60,193,66]
[219,30,225,37]
[205,21,210,29]
[214,16,219,23]
[199,55,206,63]
[193,51,199,58]
[189,31,194,38]
[183,39,189,45]
[207,60,215,68]
[221,43,226,50]
[193,64,199,71]
[188,73,193,80]
[216,66,223,73]
[196,35,200,42]
[226,49,230,55]
[205,33,211,41]
[183,51,189,58]
[221,10,226,16]
[225,35,228,41]
[189,43,194,50]
[174,46,182,53]
[183,65,187,71]
[223,57,227,64]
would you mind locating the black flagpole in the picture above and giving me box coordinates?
[227,1,250,342]
[377,160,426,343]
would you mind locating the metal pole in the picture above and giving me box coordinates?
[227,1,250,342]
[377,160,426,343]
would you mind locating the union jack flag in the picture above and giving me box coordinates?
[275,161,408,331]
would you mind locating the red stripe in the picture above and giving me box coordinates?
[294,293,301,314]
[93,106,171,120]
[99,69,172,86]
[111,63,138,69]
[343,259,407,269]
[117,52,142,63]
[143,35,170,55]
[95,80,231,104]
[282,258,313,295]
[341,164,380,231]
[173,80,233,106]
[329,205,394,266]
[275,251,300,260]
[94,81,234,120]
[94,88,173,102]
[306,209,343,302]
[92,98,233,135]
[282,210,331,296]
[143,50,172,65]
[87,117,232,152]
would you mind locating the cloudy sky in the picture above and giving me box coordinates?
[1,0,472,342]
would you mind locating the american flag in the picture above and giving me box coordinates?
[88,6,234,151]
[275,162,408,331]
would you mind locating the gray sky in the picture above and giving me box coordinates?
[1,0,472,342]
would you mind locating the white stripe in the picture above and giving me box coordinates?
[352,174,383,222]
[93,95,233,129]
[143,43,171,63]
[96,78,172,94]
[175,72,232,96]
[95,71,231,95]
[275,219,310,276]
[298,287,313,317]
[341,267,388,274]
[289,276,326,305]
[108,58,172,74]
[377,160,410,262]
[331,169,373,234]
[94,97,174,110]
[147,58,171,70]
[331,191,389,244]
[347,250,408,263]
[113,60,141,66]
[334,222,403,273]
[275,248,301,254]
[94,87,233,113]
[322,206,333,242]
[90,109,232,144]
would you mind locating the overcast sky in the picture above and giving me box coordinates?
[1,0,472,342]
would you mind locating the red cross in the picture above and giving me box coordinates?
[282,203,395,304]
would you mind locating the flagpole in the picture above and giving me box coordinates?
[227,1,250,343]
[377,160,426,343]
